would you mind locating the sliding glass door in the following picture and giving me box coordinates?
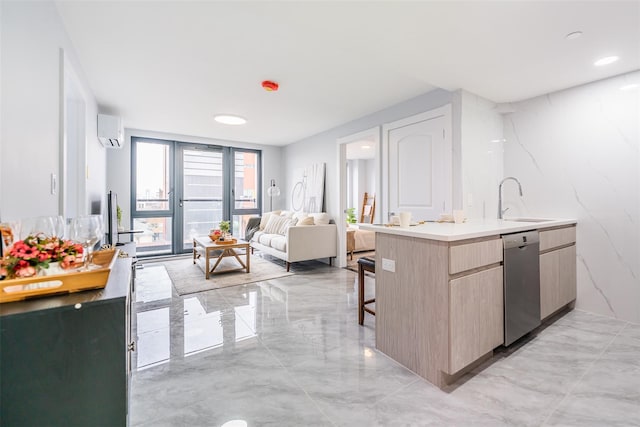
[131,137,261,256]
[177,144,225,252]
[231,149,261,241]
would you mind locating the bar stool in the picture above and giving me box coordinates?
[357,256,376,325]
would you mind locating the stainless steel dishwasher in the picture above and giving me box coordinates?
[502,230,541,346]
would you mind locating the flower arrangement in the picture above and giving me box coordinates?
[218,220,230,234]
[0,234,84,279]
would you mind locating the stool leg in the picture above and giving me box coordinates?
[358,263,365,325]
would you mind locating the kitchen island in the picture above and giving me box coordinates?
[360,218,577,389]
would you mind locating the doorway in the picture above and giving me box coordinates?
[337,127,381,269]
[130,137,261,256]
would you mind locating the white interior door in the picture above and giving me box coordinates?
[385,106,452,221]
[61,51,87,219]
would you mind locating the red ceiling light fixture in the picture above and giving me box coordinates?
[261,80,279,91]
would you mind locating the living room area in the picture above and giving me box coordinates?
[2,1,640,426]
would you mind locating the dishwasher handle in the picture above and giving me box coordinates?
[502,230,539,249]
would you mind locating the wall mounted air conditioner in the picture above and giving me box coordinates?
[97,114,123,148]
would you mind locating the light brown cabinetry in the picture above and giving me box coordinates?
[539,226,577,319]
[447,238,503,375]
[540,226,576,251]
[449,238,502,274]
[449,266,504,374]
[373,222,577,389]
[375,233,503,388]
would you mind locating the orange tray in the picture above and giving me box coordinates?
[213,238,237,245]
[0,249,119,303]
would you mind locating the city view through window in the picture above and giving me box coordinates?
[132,140,260,256]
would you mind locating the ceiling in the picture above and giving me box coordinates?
[55,1,640,146]
[346,139,377,160]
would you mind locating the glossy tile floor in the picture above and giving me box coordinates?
[130,256,640,426]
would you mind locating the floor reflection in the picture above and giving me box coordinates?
[183,297,224,356]
[136,307,170,370]
[134,264,172,303]
[134,265,261,367]
[234,291,257,342]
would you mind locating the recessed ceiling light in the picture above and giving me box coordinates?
[620,83,639,91]
[565,31,583,40]
[594,56,619,67]
[361,145,371,149]
[214,114,246,125]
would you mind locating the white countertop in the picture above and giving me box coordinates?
[359,218,577,242]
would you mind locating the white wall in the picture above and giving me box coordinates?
[458,90,505,220]
[356,159,377,218]
[503,71,640,323]
[356,160,367,216]
[283,89,453,224]
[107,129,283,228]
[365,158,376,196]
[346,159,357,211]
[346,158,377,220]
[0,1,103,221]
[0,2,3,216]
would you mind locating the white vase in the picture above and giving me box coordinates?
[42,262,65,276]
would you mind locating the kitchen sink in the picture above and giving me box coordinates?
[503,218,554,223]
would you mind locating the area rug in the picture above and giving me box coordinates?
[164,255,293,295]
[346,251,376,272]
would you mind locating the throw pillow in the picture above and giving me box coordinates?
[298,216,314,226]
[311,212,331,225]
[259,212,272,230]
[259,210,281,230]
[293,211,308,222]
[264,215,292,235]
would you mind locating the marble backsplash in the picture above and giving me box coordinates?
[503,71,640,323]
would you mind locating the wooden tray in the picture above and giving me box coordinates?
[213,238,237,245]
[0,248,119,303]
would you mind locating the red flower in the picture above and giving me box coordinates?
[37,252,51,262]
[0,234,85,279]
[15,246,39,260]
[60,254,82,270]
[15,265,36,277]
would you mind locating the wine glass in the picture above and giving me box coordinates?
[19,215,66,240]
[70,215,104,269]
[19,216,57,239]
[51,215,66,238]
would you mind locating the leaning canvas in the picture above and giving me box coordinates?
[291,163,326,213]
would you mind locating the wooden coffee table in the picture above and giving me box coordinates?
[193,236,250,279]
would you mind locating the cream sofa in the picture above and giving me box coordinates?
[248,211,337,271]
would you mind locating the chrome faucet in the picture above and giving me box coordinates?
[498,177,523,219]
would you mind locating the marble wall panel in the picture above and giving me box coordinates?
[503,71,640,323]
[459,90,505,219]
